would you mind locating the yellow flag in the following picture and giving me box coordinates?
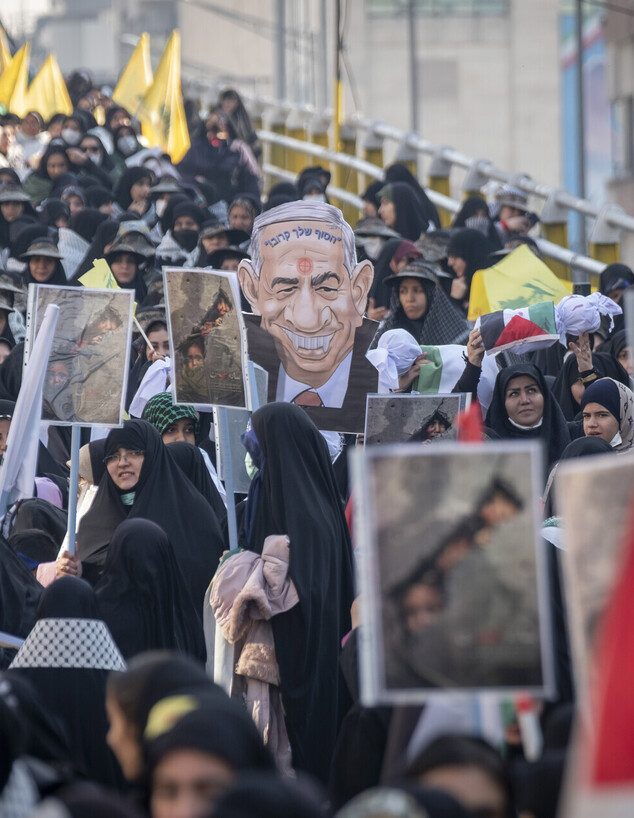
[0,42,30,114]
[24,54,72,120]
[79,258,120,290]
[113,33,153,117]
[0,28,11,75]
[139,30,190,163]
[79,258,138,313]
[468,244,571,321]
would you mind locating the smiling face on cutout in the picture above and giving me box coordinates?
[239,220,373,388]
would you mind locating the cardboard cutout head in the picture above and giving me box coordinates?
[239,201,373,390]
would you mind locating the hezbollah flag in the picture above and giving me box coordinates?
[468,244,570,321]
[475,301,559,356]
[113,33,153,117]
[25,55,72,120]
[0,42,30,115]
[0,28,11,75]
[139,30,190,163]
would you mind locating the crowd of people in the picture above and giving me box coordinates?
[0,69,631,818]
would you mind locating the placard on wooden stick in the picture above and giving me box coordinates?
[164,267,251,410]
[25,284,134,427]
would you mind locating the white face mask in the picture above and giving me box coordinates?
[61,128,81,146]
[362,237,384,259]
[155,199,168,217]
[88,152,103,167]
[245,452,258,480]
[303,193,326,202]
[117,135,138,157]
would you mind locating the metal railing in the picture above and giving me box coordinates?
[257,128,608,283]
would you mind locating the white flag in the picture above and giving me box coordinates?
[0,303,59,515]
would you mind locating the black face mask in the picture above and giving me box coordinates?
[173,229,199,252]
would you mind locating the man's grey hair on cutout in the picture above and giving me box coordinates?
[248,200,358,279]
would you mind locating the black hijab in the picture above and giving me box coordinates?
[446,227,494,286]
[39,198,70,227]
[381,181,427,241]
[95,519,206,661]
[384,163,441,229]
[70,207,109,242]
[76,419,225,605]
[451,195,502,249]
[114,167,153,211]
[245,402,354,783]
[144,692,274,782]
[551,352,629,421]
[8,577,125,788]
[368,237,405,310]
[166,441,227,522]
[72,218,120,280]
[0,536,42,659]
[22,244,68,287]
[485,363,571,470]
[373,276,470,348]
[0,342,23,400]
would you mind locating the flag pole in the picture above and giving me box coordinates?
[66,424,81,556]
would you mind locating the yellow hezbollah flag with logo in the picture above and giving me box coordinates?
[113,33,153,118]
[0,29,11,75]
[25,55,72,120]
[468,244,571,321]
[0,42,30,115]
[139,30,190,163]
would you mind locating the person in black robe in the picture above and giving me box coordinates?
[0,537,42,668]
[166,441,227,521]
[105,651,226,785]
[551,350,630,422]
[8,576,125,789]
[372,263,470,349]
[72,219,119,281]
[76,419,225,604]
[95,519,206,661]
[384,163,441,230]
[368,237,419,312]
[241,402,355,784]
[377,182,427,241]
[485,363,571,473]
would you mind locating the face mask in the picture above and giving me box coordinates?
[173,229,199,252]
[303,193,326,202]
[117,135,138,157]
[245,452,258,480]
[61,128,81,146]
[88,152,102,166]
[155,199,168,217]
[362,237,383,259]
[464,215,490,236]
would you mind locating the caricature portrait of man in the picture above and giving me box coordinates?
[239,201,377,431]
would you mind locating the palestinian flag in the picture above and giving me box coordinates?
[413,344,499,412]
[475,301,558,356]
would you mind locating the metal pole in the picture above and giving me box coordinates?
[66,424,81,556]
[333,0,342,153]
[575,0,586,250]
[407,0,419,133]
[274,0,286,101]
[319,0,328,109]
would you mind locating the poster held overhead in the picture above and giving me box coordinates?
[365,393,470,446]
[238,200,378,433]
[25,284,134,427]
[351,440,553,705]
[164,267,250,410]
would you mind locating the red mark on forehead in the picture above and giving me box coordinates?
[297,257,313,275]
